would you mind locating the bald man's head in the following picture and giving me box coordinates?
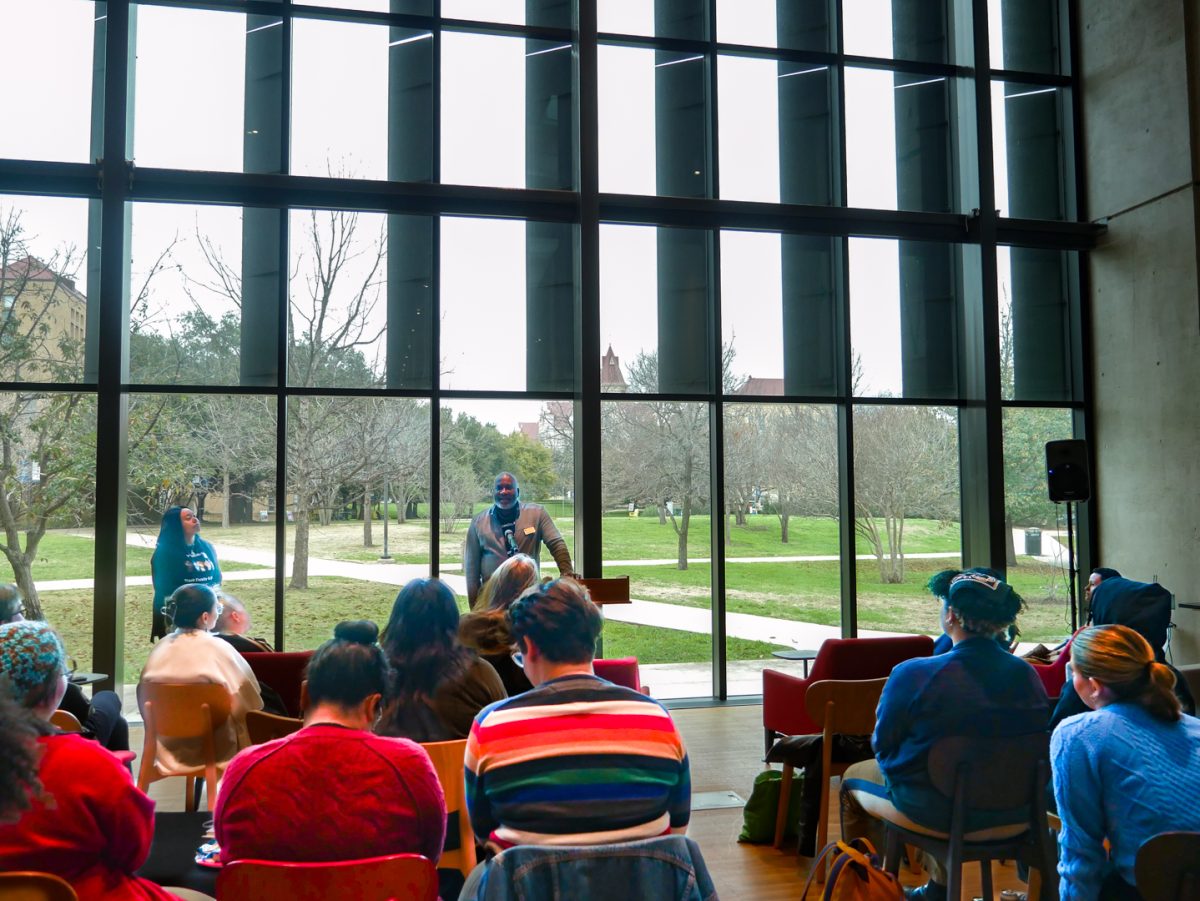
[215,593,250,635]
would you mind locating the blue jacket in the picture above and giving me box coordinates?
[1052,704,1200,901]
[874,636,1050,830]
[465,835,718,901]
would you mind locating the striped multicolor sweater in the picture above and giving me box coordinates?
[464,673,691,846]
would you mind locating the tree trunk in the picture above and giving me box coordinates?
[780,511,790,544]
[724,504,732,547]
[290,501,310,590]
[735,506,746,526]
[1005,513,1017,566]
[677,497,691,571]
[363,483,374,547]
[5,546,41,620]
[657,504,667,525]
[221,460,231,529]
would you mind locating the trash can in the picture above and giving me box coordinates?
[1024,527,1042,556]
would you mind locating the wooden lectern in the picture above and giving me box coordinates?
[576,576,631,606]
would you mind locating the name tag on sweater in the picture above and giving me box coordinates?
[523,527,536,536]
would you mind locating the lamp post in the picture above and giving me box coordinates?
[379,478,392,561]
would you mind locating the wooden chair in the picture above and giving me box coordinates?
[217,853,437,901]
[1135,831,1200,901]
[0,872,79,900]
[136,682,232,812]
[853,732,1056,901]
[778,678,887,874]
[49,709,83,733]
[246,709,303,745]
[421,738,477,878]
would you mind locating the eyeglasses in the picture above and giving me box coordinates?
[510,651,525,668]
[212,603,224,620]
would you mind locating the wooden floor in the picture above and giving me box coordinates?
[135,704,1036,900]
[674,704,1034,901]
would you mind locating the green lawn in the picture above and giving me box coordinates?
[171,511,958,567]
[40,575,780,681]
[0,532,265,583]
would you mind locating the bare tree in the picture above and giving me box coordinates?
[602,352,710,570]
[851,405,959,583]
[0,210,94,618]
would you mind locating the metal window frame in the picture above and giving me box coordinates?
[0,0,1099,701]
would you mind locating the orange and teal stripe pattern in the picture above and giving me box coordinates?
[465,674,691,846]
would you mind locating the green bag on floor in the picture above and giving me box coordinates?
[738,769,805,844]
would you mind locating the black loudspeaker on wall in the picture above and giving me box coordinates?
[1045,439,1091,502]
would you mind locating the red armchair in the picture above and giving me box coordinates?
[762,635,935,755]
[594,657,647,694]
[1029,635,1076,701]
[241,651,314,718]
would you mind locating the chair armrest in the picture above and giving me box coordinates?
[763,668,819,737]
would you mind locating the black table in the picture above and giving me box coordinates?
[69,671,107,687]
[137,811,217,897]
[770,648,818,677]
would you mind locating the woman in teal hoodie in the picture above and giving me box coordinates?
[149,506,221,640]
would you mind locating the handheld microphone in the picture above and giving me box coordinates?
[503,525,518,557]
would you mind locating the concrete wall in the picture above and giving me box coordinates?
[1080,0,1200,662]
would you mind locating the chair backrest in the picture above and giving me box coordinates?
[49,709,83,733]
[0,871,79,901]
[805,678,888,735]
[1135,831,1200,901]
[927,732,1049,811]
[217,853,437,901]
[467,835,716,901]
[139,682,233,739]
[421,738,477,877]
[594,657,642,692]
[246,709,304,745]
[241,651,314,717]
[810,635,935,683]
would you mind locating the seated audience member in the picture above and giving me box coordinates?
[928,568,1017,655]
[139,584,263,771]
[376,578,506,743]
[215,620,446,865]
[1052,624,1200,901]
[1084,566,1121,614]
[0,621,180,900]
[841,572,1049,901]
[0,583,129,752]
[1049,576,1195,730]
[458,553,540,696]
[465,577,691,850]
[213,592,274,652]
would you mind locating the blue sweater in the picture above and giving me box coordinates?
[1051,704,1200,901]
[874,636,1050,830]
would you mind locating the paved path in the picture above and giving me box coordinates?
[45,529,1070,653]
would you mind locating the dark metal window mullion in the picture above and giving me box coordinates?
[428,0,443,579]
[93,0,134,690]
[272,10,293,650]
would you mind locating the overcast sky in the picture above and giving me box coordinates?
[1,0,1022,431]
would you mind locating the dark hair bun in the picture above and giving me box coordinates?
[333,620,379,645]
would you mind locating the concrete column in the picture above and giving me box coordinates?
[1080,0,1200,661]
[890,1,960,398]
[385,11,436,389]
[240,14,284,387]
[655,0,710,393]
[525,0,575,392]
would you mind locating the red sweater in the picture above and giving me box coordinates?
[214,724,446,865]
[0,734,178,901]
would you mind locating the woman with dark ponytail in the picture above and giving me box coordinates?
[214,620,446,867]
[1052,624,1200,901]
